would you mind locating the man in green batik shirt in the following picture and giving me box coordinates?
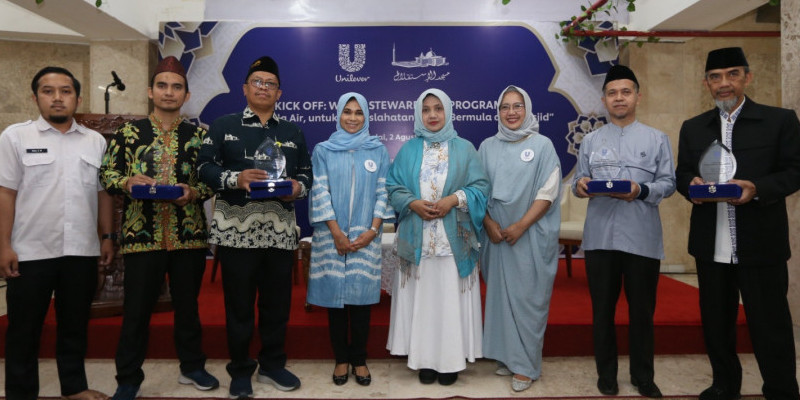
[99,56,218,400]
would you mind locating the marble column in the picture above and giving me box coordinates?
[780,0,800,340]
[89,40,154,115]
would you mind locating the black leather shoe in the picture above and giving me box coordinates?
[597,378,619,396]
[699,386,742,400]
[419,369,438,384]
[332,364,348,386]
[632,378,663,398]
[438,372,458,386]
[352,365,371,386]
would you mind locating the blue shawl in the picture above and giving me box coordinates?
[387,136,489,278]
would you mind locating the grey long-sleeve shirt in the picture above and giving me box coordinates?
[572,120,676,260]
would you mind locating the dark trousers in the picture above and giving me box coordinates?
[114,249,208,385]
[218,246,293,379]
[584,250,660,385]
[327,305,372,366]
[4,256,97,400]
[696,259,799,400]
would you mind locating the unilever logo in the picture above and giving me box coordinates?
[336,43,369,82]
[338,43,366,72]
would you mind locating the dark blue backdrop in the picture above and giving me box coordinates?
[197,25,580,236]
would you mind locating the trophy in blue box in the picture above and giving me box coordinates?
[130,147,183,200]
[250,136,292,199]
[689,140,742,201]
[586,146,631,195]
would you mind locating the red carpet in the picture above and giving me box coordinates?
[0,259,751,359]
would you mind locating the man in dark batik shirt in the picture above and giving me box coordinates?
[197,55,312,399]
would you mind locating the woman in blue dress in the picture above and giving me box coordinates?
[306,92,394,386]
[479,85,561,392]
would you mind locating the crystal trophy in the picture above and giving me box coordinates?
[250,136,292,199]
[586,146,631,194]
[689,140,742,201]
[130,147,183,200]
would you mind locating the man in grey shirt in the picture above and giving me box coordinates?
[573,65,676,398]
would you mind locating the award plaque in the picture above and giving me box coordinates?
[250,137,292,199]
[130,148,183,200]
[688,140,742,201]
[586,146,631,195]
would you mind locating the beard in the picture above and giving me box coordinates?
[715,97,739,113]
[47,115,69,124]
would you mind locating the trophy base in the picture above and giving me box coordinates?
[250,180,293,199]
[586,179,631,195]
[689,183,742,202]
[131,185,183,200]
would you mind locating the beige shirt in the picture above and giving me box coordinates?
[0,116,106,261]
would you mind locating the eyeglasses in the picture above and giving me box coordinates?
[249,79,280,90]
[706,69,745,84]
[499,103,525,113]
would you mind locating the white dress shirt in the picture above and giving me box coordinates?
[0,116,106,261]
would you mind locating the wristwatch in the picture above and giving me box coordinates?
[369,226,380,235]
[101,233,117,241]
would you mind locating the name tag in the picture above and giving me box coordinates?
[26,148,48,153]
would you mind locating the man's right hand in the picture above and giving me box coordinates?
[689,176,705,204]
[575,177,593,198]
[237,169,269,192]
[124,174,157,193]
[0,246,20,278]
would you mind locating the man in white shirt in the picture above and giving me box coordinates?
[0,66,114,400]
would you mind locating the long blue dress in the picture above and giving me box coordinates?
[479,132,561,380]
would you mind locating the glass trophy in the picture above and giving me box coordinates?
[250,136,292,199]
[130,147,183,200]
[689,140,742,201]
[586,146,631,194]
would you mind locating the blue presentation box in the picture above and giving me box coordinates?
[688,183,742,202]
[586,179,631,195]
[131,185,183,200]
[250,180,293,199]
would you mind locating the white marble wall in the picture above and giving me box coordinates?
[89,40,153,115]
[0,40,90,130]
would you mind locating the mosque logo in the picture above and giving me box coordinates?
[391,44,449,68]
[338,43,366,72]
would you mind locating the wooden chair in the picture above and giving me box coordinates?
[559,185,588,277]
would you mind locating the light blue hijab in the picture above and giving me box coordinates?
[413,88,458,143]
[496,85,540,142]
[317,92,382,151]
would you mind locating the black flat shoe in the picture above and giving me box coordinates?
[418,369,438,384]
[699,385,741,400]
[352,365,371,386]
[437,372,458,386]
[332,373,348,385]
[597,378,619,396]
[632,378,663,398]
[332,364,349,386]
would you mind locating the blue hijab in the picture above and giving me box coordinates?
[413,88,458,144]
[317,92,382,151]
